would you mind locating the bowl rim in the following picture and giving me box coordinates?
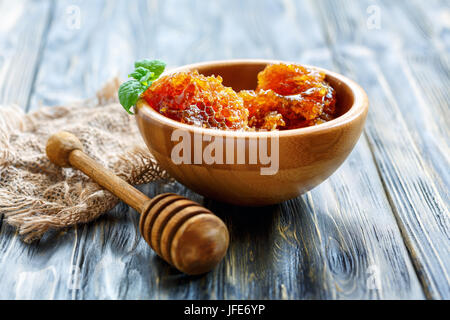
[136,59,368,138]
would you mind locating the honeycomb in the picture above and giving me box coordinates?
[142,71,248,130]
[142,63,337,131]
[249,63,337,129]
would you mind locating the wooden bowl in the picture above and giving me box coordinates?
[135,60,368,206]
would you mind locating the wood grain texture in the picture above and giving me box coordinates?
[312,0,449,299]
[0,0,52,107]
[0,0,447,299]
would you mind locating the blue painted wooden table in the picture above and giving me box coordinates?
[0,0,448,299]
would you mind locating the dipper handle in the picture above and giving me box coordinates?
[46,131,229,275]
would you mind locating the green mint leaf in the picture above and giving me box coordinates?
[139,71,154,84]
[134,59,166,78]
[119,59,166,114]
[118,79,145,114]
[128,67,149,80]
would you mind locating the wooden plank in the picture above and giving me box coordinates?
[0,0,59,300]
[24,0,157,300]
[28,0,150,110]
[313,0,450,299]
[392,0,450,53]
[1,0,427,299]
[0,0,52,108]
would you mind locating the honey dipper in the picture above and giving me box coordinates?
[46,131,229,275]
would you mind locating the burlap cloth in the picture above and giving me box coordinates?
[0,79,170,242]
